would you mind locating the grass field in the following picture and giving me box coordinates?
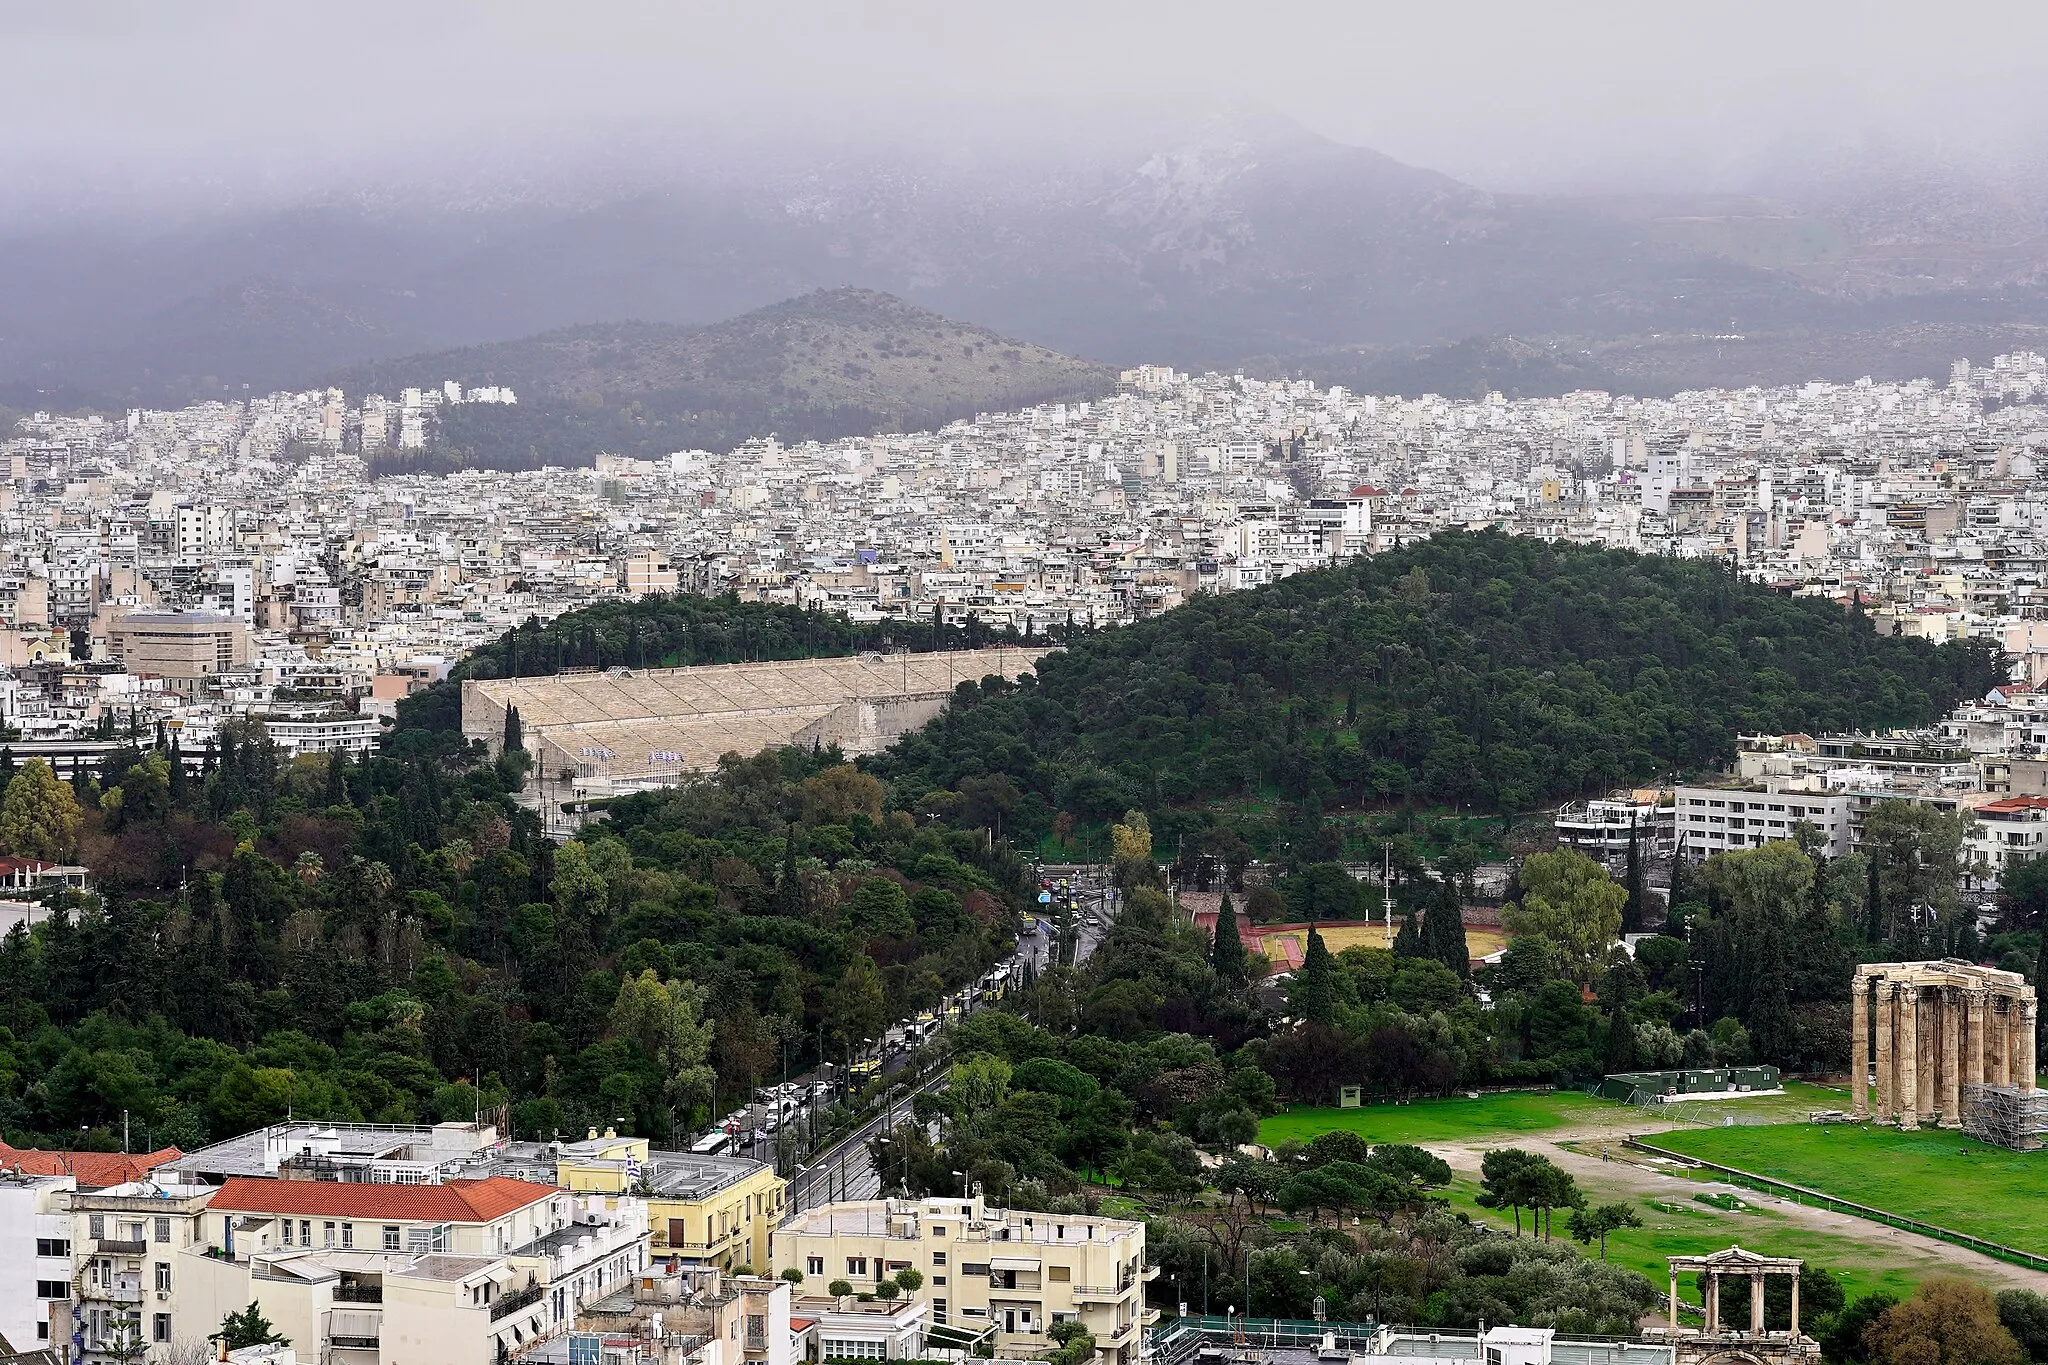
[1441,1174,1922,1307]
[1652,1122,2048,1257]
[1260,1091,1624,1146]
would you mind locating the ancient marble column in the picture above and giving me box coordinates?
[1965,990,1986,1091]
[1707,1273,1721,1333]
[2021,1002,2039,1093]
[1941,987,1963,1128]
[1995,997,2013,1088]
[1899,985,1920,1130]
[1875,985,1894,1122]
[1791,1273,1802,1337]
[1669,1271,1680,1329]
[1750,1273,1765,1335]
[1851,978,1870,1119]
[1919,991,1938,1124]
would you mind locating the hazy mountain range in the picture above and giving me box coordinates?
[7,112,2048,412]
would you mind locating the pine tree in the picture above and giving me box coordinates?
[1212,893,1247,986]
[1295,924,1336,1025]
[1621,818,1644,934]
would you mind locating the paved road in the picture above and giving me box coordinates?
[787,879,1124,1209]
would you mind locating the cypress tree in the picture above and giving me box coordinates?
[1748,928,1798,1065]
[1296,925,1336,1025]
[1212,893,1247,986]
[503,705,524,753]
[1424,877,1471,977]
[1864,846,1884,944]
[2036,928,2048,1082]
[1602,1005,1638,1075]
[167,736,187,802]
[1393,908,1423,958]
[1621,818,1644,934]
[0,747,14,786]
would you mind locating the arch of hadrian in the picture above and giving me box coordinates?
[1851,960,2036,1135]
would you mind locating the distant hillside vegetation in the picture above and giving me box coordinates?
[872,532,2004,841]
[341,288,1114,474]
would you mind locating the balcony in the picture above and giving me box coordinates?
[334,1282,384,1304]
[490,1283,547,1322]
[97,1239,148,1255]
[1072,1285,1133,1303]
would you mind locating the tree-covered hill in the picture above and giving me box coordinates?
[875,532,2004,838]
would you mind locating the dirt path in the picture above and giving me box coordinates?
[1429,1128,2048,1295]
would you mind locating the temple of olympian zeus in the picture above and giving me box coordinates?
[1851,959,2042,1147]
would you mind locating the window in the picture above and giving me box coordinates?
[963,1263,989,1276]
[822,1340,886,1360]
[35,1238,69,1257]
[155,1263,172,1292]
[281,1220,294,1247]
[36,1281,69,1299]
[383,1226,402,1251]
[1049,1266,1071,1282]
[89,1215,105,1238]
[300,1219,312,1246]
[341,1223,354,1249]
[324,1221,337,1248]
[935,1298,949,1324]
[934,1276,947,1286]
[846,1257,869,1277]
[125,1221,145,1242]
[931,1252,946,1266]
[807,1257,826,1276]
[154,1314,171,1343]
[154,1217,171,1244]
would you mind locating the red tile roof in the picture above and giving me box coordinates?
[208,1175,557,1222]
[0,1143,182,1188]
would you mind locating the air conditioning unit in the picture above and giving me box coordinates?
[156,1291,170,1302]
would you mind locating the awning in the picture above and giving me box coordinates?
[988,1257,1041,1272]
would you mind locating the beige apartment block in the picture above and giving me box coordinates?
[772,1197,1155,1365]
[107,607,252,694]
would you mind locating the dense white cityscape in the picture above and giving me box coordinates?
[6,354,2048,758]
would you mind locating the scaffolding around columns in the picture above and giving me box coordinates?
[1962,1083,2048,1151]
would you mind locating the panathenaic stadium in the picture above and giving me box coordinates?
[461,647,1049,787]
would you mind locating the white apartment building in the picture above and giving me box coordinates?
[175,1175,647,1365]
[773,1197,1154,1365]
[0,1168,76,1353]
[1673,784,1852,860]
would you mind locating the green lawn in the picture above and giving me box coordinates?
[1651,1122,2048,1257]
[1261,1091,1623,1146]
[1442,1175,1924,1307]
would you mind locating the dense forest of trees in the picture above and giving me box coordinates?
[877,531,2004,855]
[0,668,1022,1152]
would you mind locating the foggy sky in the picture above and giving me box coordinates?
[8,0,2048,202]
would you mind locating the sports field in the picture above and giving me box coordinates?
[1653,1122,2048,1257]
[1253,923,1509,964]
